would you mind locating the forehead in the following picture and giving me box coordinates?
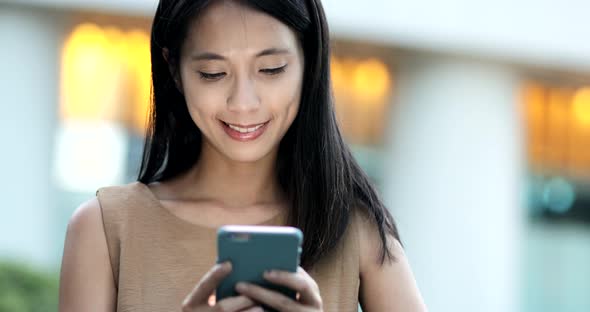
[184,1,300,54]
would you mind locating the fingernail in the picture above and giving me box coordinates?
[216,262,231,272]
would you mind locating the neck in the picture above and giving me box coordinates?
[178,140,285,210]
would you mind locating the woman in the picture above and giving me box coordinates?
[59,0,427,311]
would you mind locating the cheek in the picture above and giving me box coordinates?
[178,68,212,120]
[183,96,223,138]
[182,80,223,124]
[284,80,303,123]
[268,73,303,119]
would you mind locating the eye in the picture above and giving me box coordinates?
[199,72,226,81]
[260,65,287,75]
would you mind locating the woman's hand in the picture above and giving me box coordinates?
[235,267,323,312]
[182,262,263,312]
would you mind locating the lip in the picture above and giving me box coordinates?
[220,120,269,142]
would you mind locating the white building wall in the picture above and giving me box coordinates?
[383,54,525,311]
[0,4,63,267]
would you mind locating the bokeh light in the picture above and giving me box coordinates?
[60,23,151,133]
[543,177,576,214]
[352,58,391,104]
[572,87,590,129]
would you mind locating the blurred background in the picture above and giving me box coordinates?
[1,0,589,311]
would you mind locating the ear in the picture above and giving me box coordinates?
[162,47,183,93]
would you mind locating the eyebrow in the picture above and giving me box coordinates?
[191,48,291,61]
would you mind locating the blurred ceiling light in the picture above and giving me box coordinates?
[522,83,546,114]
[523,81,590,179]
[546,88,571,167]
[61,23,125,121]
[125,29,152,135]
[572,87,590,128]
[352,58,391,104]
[522,83,546,124]
[522,83,546,166]
[60,24,151,133]
[330,56,345,94]
[329,56,393,145]
[57,23,152,192]
[103,26,126,55]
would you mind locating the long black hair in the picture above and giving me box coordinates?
[139,0,400,268]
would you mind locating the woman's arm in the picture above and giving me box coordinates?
[59,198,117,312]
[358,217,427,312]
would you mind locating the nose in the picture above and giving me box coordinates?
[226,72,260,113]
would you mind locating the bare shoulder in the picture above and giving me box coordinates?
[353,208,400,268]
[67,197,103,236]
[354,208,428,312]
[59,197,116,312]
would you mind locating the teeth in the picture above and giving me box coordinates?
[228,123,264,133]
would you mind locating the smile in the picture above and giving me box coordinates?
[220,120,270,142]
[226,123,265,133]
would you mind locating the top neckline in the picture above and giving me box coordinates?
[135,182,286,231]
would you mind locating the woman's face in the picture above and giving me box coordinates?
[177,1,304,163]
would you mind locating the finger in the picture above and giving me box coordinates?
[239,306,264,312]
[183,262,232,309]
[216,295,258,311]
[263,269,321,307]
[295,267,315,283]
[236,282,300,312]
[296,267,321,301]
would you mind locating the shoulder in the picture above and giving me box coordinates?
[95,181,148,217]
[346,205,403,268]
[63,196,111,265]
[352,207,427,311]
[68,180,142,232]
[59,197,117,311]
[96,181,146,203]
[66,197,103,239]
[350,207,397,268]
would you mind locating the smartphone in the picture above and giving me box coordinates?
[216,225,303,306]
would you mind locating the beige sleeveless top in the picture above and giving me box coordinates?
[97,182,361,312]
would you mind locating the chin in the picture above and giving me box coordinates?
[224,149,273,163]
[209,140,273,162]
